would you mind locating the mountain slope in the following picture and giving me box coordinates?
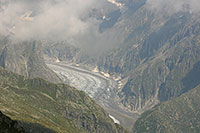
[0,38,61,83]
[133,85,200,133]
[42,0,200,129]
[0,67,125,133]
[118,14,200,112]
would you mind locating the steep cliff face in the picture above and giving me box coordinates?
[0,111,25,133]
[0,67,126,133]
[43,0,200,114]
[0,39,61,83]
[118,14,200,112]
[97,3,200,113]
[133,85,200,133]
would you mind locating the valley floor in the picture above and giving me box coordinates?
[47,61,139,131]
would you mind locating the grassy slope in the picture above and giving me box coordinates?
[0,67,125,133]
[133,85,200,133]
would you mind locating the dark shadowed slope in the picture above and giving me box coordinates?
[0,111,25,133]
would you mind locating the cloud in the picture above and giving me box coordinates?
[146,0,200,14]
[0,0,101,41]
[0,0,123,55]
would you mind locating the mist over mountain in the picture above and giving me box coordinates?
[146,0,200,14]
[0,0,200,132]
[1,0,200,41]
[42,0,200,130]
[0,0,124,55]
[0,0,97,40]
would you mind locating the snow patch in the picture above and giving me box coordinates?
[113,76,121,81]
[92,66,99,73]
[109,115,120,124]
[21,11,34,21]
[101,72,110,78]
[55,58,60,63]
[107,0,124,8]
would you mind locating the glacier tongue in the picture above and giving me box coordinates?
[47,61,140,129]
[47,62,117,101]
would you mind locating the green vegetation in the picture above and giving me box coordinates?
[133,85,200,133]
[0,67,125,133]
